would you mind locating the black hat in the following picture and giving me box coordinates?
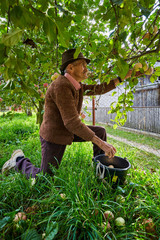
[60,49,90,73]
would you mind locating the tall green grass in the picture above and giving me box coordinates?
[0,112,160,239]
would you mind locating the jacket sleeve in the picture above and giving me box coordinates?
[82,80,116,96]
[54,84,95,141]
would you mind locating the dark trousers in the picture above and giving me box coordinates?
[15,126,106,178]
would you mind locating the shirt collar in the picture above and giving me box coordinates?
[64,73,81,90]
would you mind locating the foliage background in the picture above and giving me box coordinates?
[0,0,160,125]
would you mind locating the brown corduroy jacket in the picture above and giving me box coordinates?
[40,75,116,145]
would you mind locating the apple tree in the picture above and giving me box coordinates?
[0,0,160,126]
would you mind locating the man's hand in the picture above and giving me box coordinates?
[92,135,116,158]
[101,141,117,158]
[125,68,148,80]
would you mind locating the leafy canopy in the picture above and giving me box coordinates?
[0,0,160,126]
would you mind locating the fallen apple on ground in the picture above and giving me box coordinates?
[104,210,114,221]
[14,212,27,222]
[60,193,66,199]
[142,218,156,233]
[115,217,125,227]
[101,221,111,231]
[115,194,125,203]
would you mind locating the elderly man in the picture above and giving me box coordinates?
[2,49,129,178]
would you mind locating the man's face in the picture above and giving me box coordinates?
[70,59,88,82]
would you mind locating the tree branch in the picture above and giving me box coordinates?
[110,0,119,36]
[126,47,160,61]
[126,30,160,62]
[142,29,160,53]
[55,0,59,68]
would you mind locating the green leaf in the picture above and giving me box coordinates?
[119,31,127,42]
[55,20,70,48]
[10,6,37,29]
[48,7,56,18]
[154,67,160,76]
[20,80,40,99]
[0,0,9,16]
[150,75,156,83]
[113,124,118,129]
[45,221,59,240]
[125,107,134,112]
[0,216,11,230]
[115,58,129,79]
[15,60,24,75]
[10,5,23,24]
[138,4,151,17]
[21,229,41,240]
[4,55,16,68]
[55,4,69,15]
[112,0,123,5]
[112,91,117,96]
[0,43,6,64]
[1,29,23,47]
[43,17,56,43]
[74,47,81,59]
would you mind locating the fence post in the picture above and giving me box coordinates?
[92,97,95,126]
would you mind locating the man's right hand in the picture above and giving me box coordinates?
[92,135,116,158]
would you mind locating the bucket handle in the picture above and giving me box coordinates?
[96,160,105,179]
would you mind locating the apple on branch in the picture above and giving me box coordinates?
[51,73,59,81]
[43,83,49,88]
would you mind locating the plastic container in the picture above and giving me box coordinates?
[94,154,131,186]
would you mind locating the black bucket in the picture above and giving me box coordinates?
[94,154,131,186]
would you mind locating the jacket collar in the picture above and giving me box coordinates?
[64,73,81,90]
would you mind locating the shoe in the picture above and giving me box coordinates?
[2,149,24,174]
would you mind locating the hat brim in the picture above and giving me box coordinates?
[60,57,90,71]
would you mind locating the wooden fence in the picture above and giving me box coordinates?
[84,106,160,134]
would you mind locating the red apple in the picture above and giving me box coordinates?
[101,221,111,231]
[60,193,66,199]
[142,218,155,233]
[14,212,27,222]
[43,83,48,88]
[104,210,114,221]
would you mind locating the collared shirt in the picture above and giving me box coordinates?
[64,73,81,90]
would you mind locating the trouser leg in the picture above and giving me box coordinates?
[40,136,66,175]
[73,125,107,157]
[15,136,66,178]
[15,157,41,179]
